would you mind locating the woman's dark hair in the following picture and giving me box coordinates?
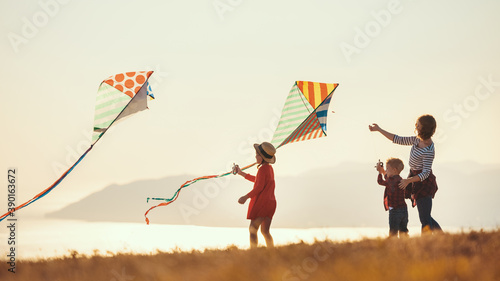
[416,114,436,140]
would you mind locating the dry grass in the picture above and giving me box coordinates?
[1,229,499,281]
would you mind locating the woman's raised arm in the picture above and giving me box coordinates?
[369,123,395,142]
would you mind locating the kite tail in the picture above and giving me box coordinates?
[0,146,93,223]
[144,162,257,225]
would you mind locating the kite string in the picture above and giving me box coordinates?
[145,102,324,223]
[145,135,289,224]
[337,112,379,160]
[369,129,379,160]
[145,82,340,224]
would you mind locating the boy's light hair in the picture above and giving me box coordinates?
[386,158,404,173]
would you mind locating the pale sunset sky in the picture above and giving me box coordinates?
[1,0,499,217]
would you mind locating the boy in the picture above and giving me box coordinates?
[375,158,409,238]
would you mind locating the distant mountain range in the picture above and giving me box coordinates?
[47,162,500,228]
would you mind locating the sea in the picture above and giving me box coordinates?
[0,219,487,260]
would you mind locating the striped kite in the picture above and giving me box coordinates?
[0,71,155,222]
[144,80,339,224]
[271,81,338,148]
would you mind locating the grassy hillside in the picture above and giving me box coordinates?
[2,229,499,281]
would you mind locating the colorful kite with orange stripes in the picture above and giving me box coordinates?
[144,81,339,224]
[0,71,155,222]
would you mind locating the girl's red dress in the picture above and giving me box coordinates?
[244,163,276,220]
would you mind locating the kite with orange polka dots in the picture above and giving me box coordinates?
[0,71,156,223]
[93,71,155,144]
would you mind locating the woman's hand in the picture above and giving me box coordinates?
[238,196,248,204]
[368,123,380,132]
[368,123,395,141]
[399,178,412,190]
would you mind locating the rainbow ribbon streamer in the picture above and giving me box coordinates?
[144,162,256,224]
[0,146,93,222]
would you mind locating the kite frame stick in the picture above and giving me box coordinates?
[92,81,150,146]
[297,82,314,115]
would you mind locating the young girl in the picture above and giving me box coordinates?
[233,142,277,248]
[369,114,442,234]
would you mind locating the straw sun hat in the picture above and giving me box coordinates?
[253,142,276,164]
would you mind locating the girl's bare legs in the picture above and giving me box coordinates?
[249,218,262,248]
[249,217,274,248]
[260,217,274,248]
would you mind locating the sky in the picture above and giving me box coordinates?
[1,0,500,218]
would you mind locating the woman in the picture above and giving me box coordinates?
[369,115,442,233]
[233,142,277,248]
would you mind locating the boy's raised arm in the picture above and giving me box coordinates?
[377,174,387,186]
